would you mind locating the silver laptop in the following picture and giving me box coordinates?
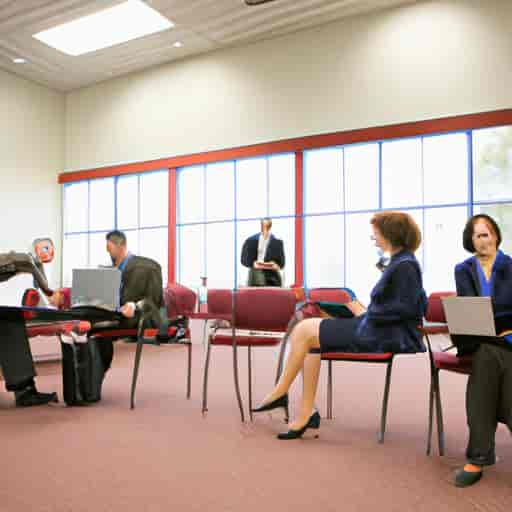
[71,268,121,311]
[441,296,496,337]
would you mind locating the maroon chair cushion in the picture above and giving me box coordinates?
[425,291,456,323]
[164,283,197,318]
[210,333,282,347]
[433,351,473,374]
[91,328,138,339]
[26,321,83,338]
[321,352,393,362]
[419,324,449,335]
[309,288,352,304]
[233,288,296,332]
[22,288,40,307]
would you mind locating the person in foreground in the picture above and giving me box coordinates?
[252,211,427,439]
[452,214,512,488]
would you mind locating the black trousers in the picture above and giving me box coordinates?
[0,310,36,391]
[466,343,512,466]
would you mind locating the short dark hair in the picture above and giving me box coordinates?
[370,211,422,252]
[462,214,501,253]
[106,230,127,246]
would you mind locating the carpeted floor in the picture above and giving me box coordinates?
[1,331,511,512]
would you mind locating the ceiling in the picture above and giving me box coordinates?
[0,0,418,92]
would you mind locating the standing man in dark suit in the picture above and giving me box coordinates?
[95,230,164,370]
[241,218,285,287]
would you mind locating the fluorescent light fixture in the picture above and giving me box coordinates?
[173,41,183,48]
[33,0,174,56]
[13,58,27,64]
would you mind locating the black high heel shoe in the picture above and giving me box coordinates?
[277,411,320,440]
[251,394,288,415]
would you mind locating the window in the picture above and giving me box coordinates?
[62,170,169,286]
[177,153,295,289]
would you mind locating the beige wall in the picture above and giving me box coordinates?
[65,0,512,172]
[0,69,65,304]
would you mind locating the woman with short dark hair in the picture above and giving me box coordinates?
[253,211,427,439]
[452,213,512,487]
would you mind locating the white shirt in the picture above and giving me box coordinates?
[257,233,270,262]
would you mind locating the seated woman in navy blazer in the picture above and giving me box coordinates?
[252,211,427,439]
[452,214,512,488]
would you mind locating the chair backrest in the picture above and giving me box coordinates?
[308,287,353,304]
[232,287,296,332]
[290,286,306,303]
[22,288,40,306]
[425,291,456,323]
[207,289,233,316]
[164,283,197,318]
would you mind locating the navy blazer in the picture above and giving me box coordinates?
[240,233,285,269]
[454,250,512,335]
[356,251,427,353]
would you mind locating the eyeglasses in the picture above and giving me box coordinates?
[369,235,376,241]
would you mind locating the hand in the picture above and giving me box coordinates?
[48,290,63,307]
[345,300,367,317]
[253,261,264,270]
[120,302,136,318]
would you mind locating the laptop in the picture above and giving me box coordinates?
[441,296,496,337]
[71,268,121,311]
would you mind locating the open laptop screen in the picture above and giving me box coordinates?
[71,268,121,310]
[441,296,496,337]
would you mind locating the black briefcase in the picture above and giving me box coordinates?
[61,337,104,405]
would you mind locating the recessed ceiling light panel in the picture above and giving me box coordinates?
[33,0,174,56]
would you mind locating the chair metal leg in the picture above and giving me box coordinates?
[427,379,435,456]
[275,331,289,385]
[433,370,445,456]
[202,319,208,346]
[201,338,212,414]
[232,340,245,422]
[378,359,393,443]
[248,345,253,422]
[130,338,144,410]
[186,342,192,399]
[327,360,333,420]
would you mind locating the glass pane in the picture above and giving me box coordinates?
[236,219,259,287]
[89,178,115,231]
[475,204,512,255]
[63,234,88,287]
[345,213,382,304]
[64,182,88,233]
[423,133,468,205]
[89,232,111,268]
[304,148,343,214]
[236,157,267,220]
[382,138,422,208]
[473,126,512,201]
[268,153,295,217]
[139,228,168,285]
[206,161,234,222]
[178,165,204,224]
[344,143,379,211]
[423,207,468,294]
[305,214,344,287]
[406,209,425,268]
[123,229,140,257]
[117,175,139,230]
[206,222,235,289]
[140,171,168,227]
[270,217,295,287]
[177,225,204,289]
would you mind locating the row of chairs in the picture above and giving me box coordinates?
[23,285,472,457]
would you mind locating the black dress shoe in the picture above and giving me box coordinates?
[15,387,59,407]
[251,394,288,414]
[454,468,483,487]
[277,411,321,440]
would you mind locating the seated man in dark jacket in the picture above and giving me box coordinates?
[241,218,285,287]
[94,230,164,371]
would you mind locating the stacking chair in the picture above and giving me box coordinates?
[202,287,296,422]
[419,291,472,456]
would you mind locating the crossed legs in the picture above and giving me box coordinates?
[258,318,323,430]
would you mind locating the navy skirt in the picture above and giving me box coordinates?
[319,316,378,353]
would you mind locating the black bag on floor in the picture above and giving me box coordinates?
[61,337,104,405]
